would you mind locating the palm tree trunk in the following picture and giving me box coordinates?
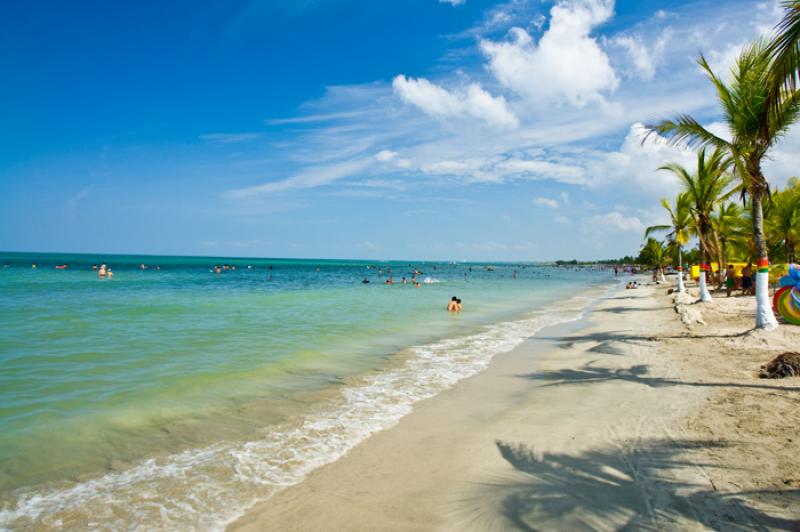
[714,231,724,289]
[751,182,779,329]
[720,239,728,288]
[676,246,685,292]
[721,240,728,270]
[698,222,713,302]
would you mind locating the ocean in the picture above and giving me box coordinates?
[0,252,613,530]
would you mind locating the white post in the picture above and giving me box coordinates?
[698,268,713,302]
[677,267,685,293]
[755,260,778,330]
[659,269,667,284]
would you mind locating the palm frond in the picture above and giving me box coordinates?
[644,224,671,238]
[766,1,800,126]
[644,115,731,151]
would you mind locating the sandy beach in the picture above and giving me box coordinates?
[230,280,800,531]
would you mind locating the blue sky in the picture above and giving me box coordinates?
[1,0,797,261]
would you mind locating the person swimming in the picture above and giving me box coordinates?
[98,264,107,277]
[362,277,370,284]
[447,296,459,312]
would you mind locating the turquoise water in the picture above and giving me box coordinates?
[0,252,612,530]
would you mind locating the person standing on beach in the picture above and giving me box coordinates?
[725,264,736,297]
[741,264,754,296]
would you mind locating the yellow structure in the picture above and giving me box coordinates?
[689,262,789,282]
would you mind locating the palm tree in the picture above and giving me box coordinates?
[657,148,735,302]
[710,202,747,285]
[646,41,800,328]
[766,185,800,263]
[639,238,669,281]
[645,192,692,292]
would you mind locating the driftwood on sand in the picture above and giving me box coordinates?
[759,352,800,379]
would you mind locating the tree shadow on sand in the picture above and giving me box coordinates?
[534,329,754,346]
[452,439,800,531]
[519,361,800,393]
[595,306,672,315]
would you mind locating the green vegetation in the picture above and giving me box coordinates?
[641,6,800,328]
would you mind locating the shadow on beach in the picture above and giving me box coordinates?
[535,328,755,346]
[454,439,800,531]
[594,305,673,315]
[518,361,800,393]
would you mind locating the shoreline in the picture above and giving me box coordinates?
[229,281,800,531]
[0,274,613,530]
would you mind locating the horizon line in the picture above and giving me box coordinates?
[0,249,630,265]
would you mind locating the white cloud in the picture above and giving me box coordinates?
[764,127,800,189]
[439,0,465,5]
[375,150,398,162]
[225,158,372,198]
[698,2,782,80]
[585,122,695,196]
[533,197,559,208]
[267,111,367,125]
[479,0,618,107]
[392,75,518,127]
[496,159,587,185]
[755,0,784,38]
[582,211,644,233]
[554,215,571,225]
[421,159,501,182]
[416,156,590,186]
[199,133,262,144]
[612,30,670,80]
[455,0,542,39]
[706,41,746,80]
[704,121,732,142]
